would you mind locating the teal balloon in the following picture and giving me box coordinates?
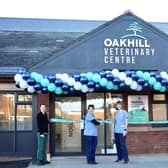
[149,77,156,85]
[100,78,108,87]
[30,72,38,79]
[48,83,56,92]
[55,87,63,95]
[136,71,143,78]
[86,72,93,80]
[113,85,119,90]
[35,74,43,83]
[92,74,101,83]
[106,81,114,90]
[154,82,161,91]
[41,78,50,87]
[160,86,166,92]
[143,72,150,80]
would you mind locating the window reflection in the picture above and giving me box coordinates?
[0,94,15,130]
[17,105,32,130]
[55,97,81,152]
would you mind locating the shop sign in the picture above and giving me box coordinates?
[104,22,155,64]
[128,95,149,122]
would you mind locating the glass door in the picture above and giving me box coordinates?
[54,96,82,153]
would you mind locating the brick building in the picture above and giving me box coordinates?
[0,11,168,160]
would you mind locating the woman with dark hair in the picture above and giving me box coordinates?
[84,104,100,164]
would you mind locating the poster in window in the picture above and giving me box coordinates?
[128,95,149,122]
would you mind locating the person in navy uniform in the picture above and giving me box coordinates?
[114,101,129,164]
[36,104,50,165]
[84,104,100,164]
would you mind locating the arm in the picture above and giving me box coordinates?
[124,117,128,130]
[91,119,100,125]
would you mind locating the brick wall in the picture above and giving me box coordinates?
[127,131,168,154]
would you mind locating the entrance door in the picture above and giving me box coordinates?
[54,96,82,154]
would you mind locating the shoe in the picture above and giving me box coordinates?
[87,161,98,164]
[115,159,122,162]
[124,160,129,164]
[43,161,50,164]
[37,160,45,165]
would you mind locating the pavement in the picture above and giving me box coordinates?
[28,153,168,168]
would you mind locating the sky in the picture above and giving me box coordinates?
[0,0,167,22]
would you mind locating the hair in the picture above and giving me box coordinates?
[88,104,95,110]
[116,101,122,105]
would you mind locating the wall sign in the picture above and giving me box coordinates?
[104,22,155,64]
[128,95,149,122]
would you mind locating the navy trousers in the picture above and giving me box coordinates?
[115,133,129,161]
[85,136,97,163]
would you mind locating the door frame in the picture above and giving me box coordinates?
[50,94,86,156]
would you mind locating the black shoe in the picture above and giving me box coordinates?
[42,160,51,164]
[124,160,129,164]
[115,159,122,162]
[37,160,45,165]
[87,161,98,164]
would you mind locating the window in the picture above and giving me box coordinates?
[152,94,167,121]
[16,105,32,130]
[18,94,32,102]
[128,95,149,122]
[0,94,15,130]
[152,104,167,121]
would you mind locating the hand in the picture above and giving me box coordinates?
[123,130,127,136]
[40,134,45,138]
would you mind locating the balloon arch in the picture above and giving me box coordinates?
[14,69,168,95]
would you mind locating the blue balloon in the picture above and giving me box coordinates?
[99,71,106,77]
[131,73,139,81]
[27,78,36,86]
[18,68,27,74]
[62,83,69,91]
[119,82,128,90]
[42,87,49,94]
[160,86,166,92]
[15,82,20,88]
[162,79,168,86]
[87,81,95,88]
[55,79,63,86]
[80,76,88,84]
[95,84,101,91]
[48,75,56,83]
[69,87,76,94]
[34,84,42,91]
[22,73,30,80]
[73,74,81,81]
[137,78,145,85]
[150,71,156,77]
[125,70,132,77]
[155,74,163,82]
[113,78,121,85]
[143,82,151,90]
[106,72,114,81]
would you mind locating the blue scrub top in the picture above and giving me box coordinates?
[84,113,98,136]
[114,110,128,134]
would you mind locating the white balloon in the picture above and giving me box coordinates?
[74,82,82,90]
[19,80,28,89]
[112,69,119,77]
[125,77,133,85]
[27,86,35,93]
[118,72,127,81]
[81,85,89,93]
[14,74,23,82]
[136,85,143,91]
[160,71,167,79]
[55,73,62,79]
[130,81,138,90]
[67,77,75,86]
